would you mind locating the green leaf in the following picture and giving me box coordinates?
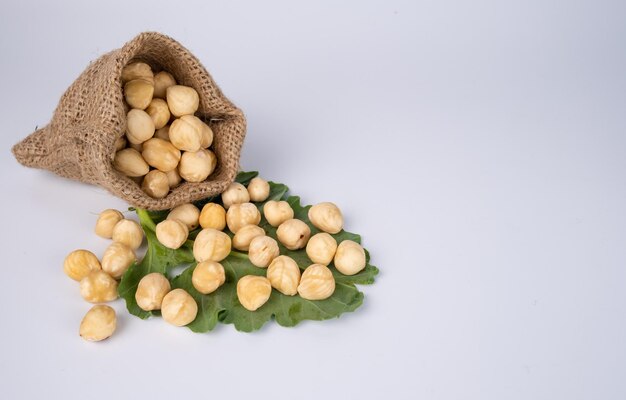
[118,209,194,319]
[118,172,379,332]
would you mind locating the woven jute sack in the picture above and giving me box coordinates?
[12,31,246,210]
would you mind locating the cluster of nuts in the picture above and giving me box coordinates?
[113,61,217,198]
[147,176,367,316]
[63,209,144,341]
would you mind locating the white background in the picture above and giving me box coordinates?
[1,1,625,399]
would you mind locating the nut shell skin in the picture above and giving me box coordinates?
[153,71,176,98]
[80,270,119,303]
[192,261,226,294]
[263,200,294,227]
[166,169,181,188]
[232,225,265,251]
[142,170,170,199]
[145,98,171,129]
[124,79,154,110]
[193,228,232,262]
[63,250,101,281]
[305,233,338,266]
[199,203,226,230]
[221,182,250,209]
[166,85,199,117]
[135,273,171,311]
[297,264,335,300]
[237,276,272,311]
[113,148,149,177]
[226,203,261,233]
[248,236,280,268]
[334,240,366,275]
[167,203,200,230]
[161,289,198,326]
[111,219,144,250]
[178,149,216,183]
[114,136,127,151]
[308,202,344,234]
[267,255,301,296]
[95,209,124,239]
[156,219,189,249]
[276,219,311,250]
[101,242,136,279]
[183,115,213,148]
[169,115,203,152]
[126,108,155,144]
[247,177,270,202]
[142,138,181,172]
[79,305,117,342]
[121,62,153,83]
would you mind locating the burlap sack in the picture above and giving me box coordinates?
[12,31,246,210]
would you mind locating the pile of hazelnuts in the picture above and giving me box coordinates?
[140,176,367,325]
[113,61,216,198]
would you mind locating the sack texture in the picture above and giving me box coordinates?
[12,31,246,210]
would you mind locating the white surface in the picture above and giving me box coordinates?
[1,1,625,399]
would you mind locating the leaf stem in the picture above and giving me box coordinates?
[136,208,157,231]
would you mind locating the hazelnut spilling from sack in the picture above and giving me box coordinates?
[12,32,246,210]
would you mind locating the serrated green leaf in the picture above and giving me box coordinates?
[118,171,378,332]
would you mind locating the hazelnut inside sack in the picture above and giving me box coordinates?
[12,31,246,210]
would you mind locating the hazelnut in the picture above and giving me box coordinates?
[263,200,294,227]
[192,261,225,294]
[166,169,181,188]
[111,219,144,250]
[169,115,203,152]
[236,275,272,311]
[167,203,200,230]
[334,240,366,275]
[297,264,335,300]
[79,270,118,303]
[142,170,170,199]
[63,249,101,281]
[113,148,149,177]
[166,85,199,117]
[101,242,136,279]
[141,138,181,172]
[248,236,279,268]
[226,202,261,233]
[126,109,155,144]
[178,149,216,182]
[128,141,143,152]
[121,62,153,83]
[193,228,231,262]
[95,209,124,239]
[153,71,176,98]
[161,288,198,326]
[145,98,171,129]
[156,219,189,249]
[267,255,301,296]
[199,203,226,230]
[306,233,337,266]
[232,225,265,251]
[183,115,213,148]
[276,219,311,250]
[154,125,170,141]
[79,305,116,342]
[135,272,171,311]
[114,136,127,151]
[221,182,250,209]
[124,78,154,110]
[308,202,344,234]
[247,177,270,202]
